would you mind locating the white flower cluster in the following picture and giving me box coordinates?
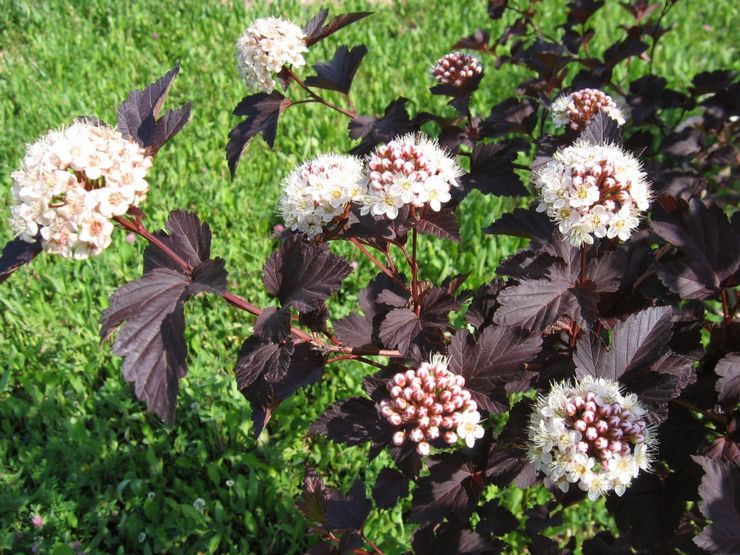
[552,88,626,130]
[534,141,651,247]
[432,51,483,88]
[360,134,462,219]
[235,17,308,93]
[528,376,656,500]
[379,355,484,455]
[279,154,365,238]
[10,120,152,259]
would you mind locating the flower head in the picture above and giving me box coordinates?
[527,376,656,500]
[31,514,44,529]
[9,119,152,259]
[279,154,366,237]
[552,89,626,130]
[360,133,462,219]
[534,140,651,246]
[432,52,483,88]
[379,355,483,455]
[235,17,308,92]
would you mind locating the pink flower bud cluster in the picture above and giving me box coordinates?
[379,357,482,455]
[432,52,483,88]
[551,88,626,131]
[528,376,655,500]
[360,133,462,220]
[534,141,651,247]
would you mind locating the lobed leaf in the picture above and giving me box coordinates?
[227,92,289,177]
[305,45,368,94]
[117,64,191,153]
[262,235,352,312]
[716,352,740,403]
[304,11,372,47]
[692,456,740,553]
[372,468,409,510]
[461,142,527,197]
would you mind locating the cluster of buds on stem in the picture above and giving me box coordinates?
[551,88,626,130]
[432,51,483,88]
[528,376,655,500]
[360,133,462,219]
[379,356,484,455]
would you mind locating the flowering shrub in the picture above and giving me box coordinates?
[1,2,739,554]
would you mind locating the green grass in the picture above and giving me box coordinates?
[0,0,737,553]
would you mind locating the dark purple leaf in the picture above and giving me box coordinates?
[410,452,483,524]
[253,306,292,343]
[486,400,536,487]
[372,468,409,510]
[465,280,505,330]
[297,467,337,523]
[324,480,372,531]
[461,142,527,197]
[100,269,190,423]
[332,313,376,350]
[227,91,289,177]
[578,111,621,146]
[309,397,392,451]
[415,207,461,241]
[661,127,702,157]
[652,199,739,299]
[304,11,372,47]
[305,45,367,94]
[117,64,191,153]
[414,522,503,554]
[379,288,459,360]
[449,327,541,412]
[692,456,740,553]
[0,236,42,285]
[476,500,518,537]
[299,303,329,334]
[603,30,648,67]
[144,210,212,272]
[484,208,553,241]
[481,97,537,137]
[488,0,508,19]
[348,98,417,156]
[716,353,740,403]
[691,70,737,96]
[453,29,491,52]
[262,235,352,312]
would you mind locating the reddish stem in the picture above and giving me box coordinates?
[411,228,420,314]
[285,67,356,119]
[349,238,408,291]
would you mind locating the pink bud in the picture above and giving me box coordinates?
[465,400,478,412]
[621,444,631,456]
[437,377,449,390]
[595,420,608,434]
[393,373,406,387]
[443,431,458,444]
[392,431,405,445]
[452,397,464,410]
[417,441,431,456]
[601,449,613,461]
[585,427,598,441]
[451,413,463,426]
[417,407,428,419]
[460,390,471,402]
[393,398,407,411]
[582,410,595,424]
[577,441,589,453]
[454,375,465,387]
[441,417,454,429]
[422,396,434,408]
[608,416,622,428]
[403,388,413,401]
[409,428,424,443]
[598,405,612,418]
[574,396,585,409]
[609,441,622,453]
[404,406,416,419]
[574,420,587,433]
[566,403,577,416]
[431,403,444,415]
[434,366,447,378]
[430,415,442,427]
[450,385,462,397]
[418,416,430,428]
[584,401,597,413]
[585,391,596,402]
[443,402,456,414]
[594,437,608,450]
[413,390,425,403]
[439,390,452,403]
[403,161,416,174]
[389,413,402,426]
[608,428,623,440]
[390,386,403,398]
[417,366,430,379]
[423,378,436,392]
[381,406,395,418]
[411,377,422,389]
[405,370,416,382]
[427,426,440,439]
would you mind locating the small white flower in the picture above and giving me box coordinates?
[456,410,485,448]
[235,17,308,93]
[193,498,206,512]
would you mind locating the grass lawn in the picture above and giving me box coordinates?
[0,0,737,553]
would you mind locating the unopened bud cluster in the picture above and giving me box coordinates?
[360,133,462,220]
[432,52,483,88]
[379,357,484,455]
[534,141,651,246]
[235,17,308,93]
[552,88,626,130]
[10,120,152,259]
[279,154,365,238]
[528,376,655,500]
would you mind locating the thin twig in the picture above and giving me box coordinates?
[286,67,356,119]
[349,238,408,290]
